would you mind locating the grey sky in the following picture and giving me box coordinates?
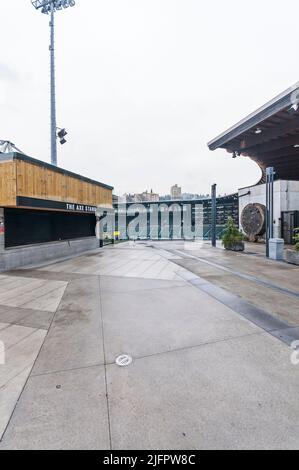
[1,1,298,196]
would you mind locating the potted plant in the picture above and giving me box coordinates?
[285,227,299,265]
[221,217,245,252]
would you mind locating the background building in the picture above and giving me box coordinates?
[171,184,182,200]
[122,189,159,203]
[140,189,159,202]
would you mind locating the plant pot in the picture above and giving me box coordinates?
[224,241,245,252]
[285,249,299,266]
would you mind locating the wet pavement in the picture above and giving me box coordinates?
[0,240,299,449]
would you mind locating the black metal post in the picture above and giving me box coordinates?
[266,167,274,258]
[211,184,217,247]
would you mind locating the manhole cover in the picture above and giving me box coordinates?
[115,354,132,367]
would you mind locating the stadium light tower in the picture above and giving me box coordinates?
[31,0,76,166]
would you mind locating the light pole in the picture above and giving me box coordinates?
[31,0,76,166]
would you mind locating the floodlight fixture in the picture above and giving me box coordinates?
[31,1,76,14]
[289,103,299,113]
[31,0,76,166]
[57,127,68,145]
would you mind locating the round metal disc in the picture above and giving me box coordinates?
[115,354,132,367]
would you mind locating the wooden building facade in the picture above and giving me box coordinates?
[0,153,113,248]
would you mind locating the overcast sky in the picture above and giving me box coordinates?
[1,1,299,196]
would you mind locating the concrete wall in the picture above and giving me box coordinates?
[279,181,299,212]
[238,180,299,239]
[0,237,99,271]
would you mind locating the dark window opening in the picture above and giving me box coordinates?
[4,208,96,248]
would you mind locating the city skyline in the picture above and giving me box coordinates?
[120,185,224,202]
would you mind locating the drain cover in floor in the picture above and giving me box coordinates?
[115,354,132,367]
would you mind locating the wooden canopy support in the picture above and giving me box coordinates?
[238,116,299,150]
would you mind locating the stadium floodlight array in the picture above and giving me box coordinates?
[31,1,75,15]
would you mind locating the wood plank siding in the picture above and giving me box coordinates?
[0,154,113,210]
[0,161,17,206]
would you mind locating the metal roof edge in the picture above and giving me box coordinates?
[207,82,299,151]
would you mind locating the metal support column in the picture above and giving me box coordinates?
[50,4,57,166]
[211,184,217,247]
[266,167,275,258]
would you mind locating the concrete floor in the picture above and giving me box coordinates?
[0,240,299,449]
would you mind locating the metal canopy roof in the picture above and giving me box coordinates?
[207,83,299,183]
